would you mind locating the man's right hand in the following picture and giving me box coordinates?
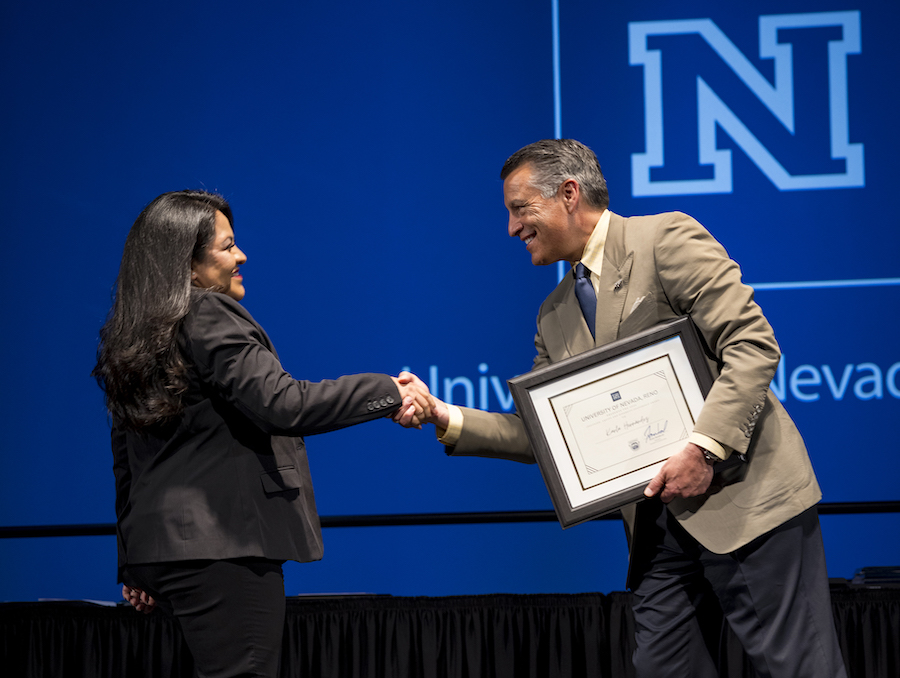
[391,372,450,430]
[391,371,436,428]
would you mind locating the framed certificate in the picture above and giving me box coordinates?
[508,316,718,528]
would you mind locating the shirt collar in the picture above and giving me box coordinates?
[576,208,610,278]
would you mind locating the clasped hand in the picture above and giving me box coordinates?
[390,372,437,429]
[390,372,451,430]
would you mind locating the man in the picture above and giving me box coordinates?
[419,139,846,677]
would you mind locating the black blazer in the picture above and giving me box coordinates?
[112,291,400,577]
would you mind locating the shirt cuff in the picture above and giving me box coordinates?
[436,404,464,446]
[689,432,731,461]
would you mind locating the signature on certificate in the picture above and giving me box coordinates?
[644,420,669,442]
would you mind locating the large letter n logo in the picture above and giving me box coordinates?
[629,12,863,196]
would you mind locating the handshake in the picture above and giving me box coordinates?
[389,371,448,430]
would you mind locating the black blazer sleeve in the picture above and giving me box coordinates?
[183,292,401,435]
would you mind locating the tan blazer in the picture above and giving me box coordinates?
[449,211,820,554]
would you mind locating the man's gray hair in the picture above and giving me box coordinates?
[500,139,609,210]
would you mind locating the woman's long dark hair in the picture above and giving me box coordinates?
[93,190,234,430]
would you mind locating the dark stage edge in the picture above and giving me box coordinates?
[2,587,898,677]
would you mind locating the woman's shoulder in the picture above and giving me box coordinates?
[184,290,264,342]
[189,289,255,321]
[182,291,278,371]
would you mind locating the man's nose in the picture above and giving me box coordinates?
[508,215,522,238]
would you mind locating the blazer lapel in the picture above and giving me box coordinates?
[553,273,595,358]
[595,212,633,346]
[544,213,634,361]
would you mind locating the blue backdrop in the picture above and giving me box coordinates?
[1,0,897,603]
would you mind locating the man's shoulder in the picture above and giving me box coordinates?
[615,211,708,248]
[618,210,695,227]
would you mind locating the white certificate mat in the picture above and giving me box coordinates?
[549,354,693,491]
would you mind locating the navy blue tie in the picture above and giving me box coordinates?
[574,262,596,339]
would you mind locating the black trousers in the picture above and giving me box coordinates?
[126,558,286,678]
[630,501,847,678]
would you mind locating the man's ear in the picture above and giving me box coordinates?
[560,178,580,213]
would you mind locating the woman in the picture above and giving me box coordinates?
[93,190,429,677]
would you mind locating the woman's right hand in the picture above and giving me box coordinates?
[122,583,157,614]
